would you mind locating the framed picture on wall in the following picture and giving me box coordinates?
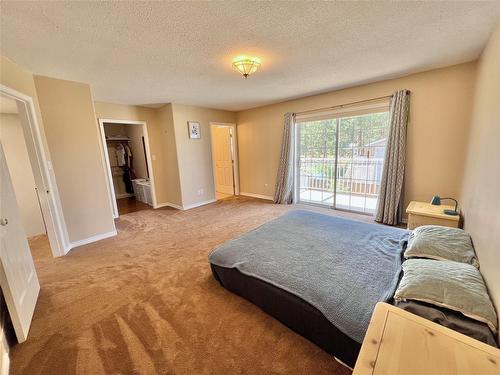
[187,121,201,139]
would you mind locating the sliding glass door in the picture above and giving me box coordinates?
[297,108,390,215]
[297,119,338,206]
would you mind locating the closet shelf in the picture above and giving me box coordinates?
[106,138,130,142]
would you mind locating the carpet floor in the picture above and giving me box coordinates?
[11,196,373,374]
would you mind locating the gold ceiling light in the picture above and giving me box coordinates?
[232,56,261,78]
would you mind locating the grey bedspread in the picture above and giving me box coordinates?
[209,210,408,343]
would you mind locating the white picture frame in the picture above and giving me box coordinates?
[188,121,201,139]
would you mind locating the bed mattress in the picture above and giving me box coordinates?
[211,263,362,367]
[209,210,409,367]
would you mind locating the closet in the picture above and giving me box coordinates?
[103,123,152,215]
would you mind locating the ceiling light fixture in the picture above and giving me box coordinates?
[232,56,261,78]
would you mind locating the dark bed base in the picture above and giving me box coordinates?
[210,264,361,368]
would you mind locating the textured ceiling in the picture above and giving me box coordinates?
[1,2,499,111]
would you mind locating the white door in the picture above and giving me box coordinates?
[0,143,40,343]
[212,126,234,195]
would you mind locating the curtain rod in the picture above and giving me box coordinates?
[294,90,410,117]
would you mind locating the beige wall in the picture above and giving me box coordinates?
[461,23,500,332]
[0,113,45,237]
[34,76,115,242]
[237,62,477,212]
[0,57,71,252]
[95,102,236,209]
[171,104,236,208]
[157,104,183,207]
[0,58,57,209]
[0,57,44,127]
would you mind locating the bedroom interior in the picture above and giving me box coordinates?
[0,2,499,374]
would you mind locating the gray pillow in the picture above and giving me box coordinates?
[394,259,498,333]
[405,225,479,268]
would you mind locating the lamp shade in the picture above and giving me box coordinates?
[232,56,261,78]
[430,196,441,205]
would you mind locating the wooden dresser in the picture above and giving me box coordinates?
[353,303,500,375]
[406,201,460,230]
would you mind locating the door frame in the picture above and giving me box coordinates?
[97,118,158,218]
[209,122,240,197]
[0,84,69,257]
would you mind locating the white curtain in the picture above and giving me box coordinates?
[274,112,295,204]
[375,90,410,225]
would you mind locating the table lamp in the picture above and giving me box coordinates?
[430,196,459,216]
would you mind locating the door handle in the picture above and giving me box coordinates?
[0,218,8,226]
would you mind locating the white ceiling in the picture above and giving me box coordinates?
[1,2,499,111]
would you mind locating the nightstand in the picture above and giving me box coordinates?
[353,303,500,375]
[406,201,460,230]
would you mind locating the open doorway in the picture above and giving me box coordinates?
[0,96,46,240]
[98,119,157,217]
[210,122,239,201]
[0,87,68,258]
[0,86,69,346]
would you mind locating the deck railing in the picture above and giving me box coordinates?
[299,157,385,196]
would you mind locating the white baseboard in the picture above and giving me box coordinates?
[182,199,217,210]
[155,201,183,210]
[66,229,118,251]
[239,192,274,201]
[0,351,8,375]
[155,199,217,211]
[1,321,9,375]
[334,357,353,371]
[116,193,133,199]
[158,194,274,210]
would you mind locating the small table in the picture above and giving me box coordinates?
[406,201,460,230]
[353,303,500,375]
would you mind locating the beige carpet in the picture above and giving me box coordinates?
[11,197,373,374]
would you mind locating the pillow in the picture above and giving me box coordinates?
[394,259,498,333]
[405,225,479,268]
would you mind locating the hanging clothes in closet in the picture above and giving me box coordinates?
[115,143,127,166]
[115,143,136,194]
[125,144,136,179]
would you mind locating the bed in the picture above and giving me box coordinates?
[209,210,408,367]
[209,210,498,367]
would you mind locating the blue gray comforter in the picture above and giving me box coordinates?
[209,210,408,343]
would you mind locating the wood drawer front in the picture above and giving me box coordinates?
[407,214,460,230]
